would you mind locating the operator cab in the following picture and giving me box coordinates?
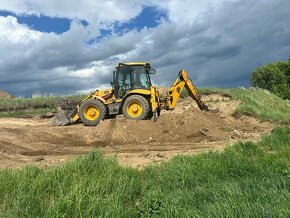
[113,62,156,98]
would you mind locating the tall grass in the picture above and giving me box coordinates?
[231,88,290,122]
[0,95,85,118]
[0,127,289,217]
[0,153,140,218]
[140,127,290,217]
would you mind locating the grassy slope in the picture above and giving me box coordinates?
[231,89,290,122]
[0,127,289,217]
[198,88,290,123]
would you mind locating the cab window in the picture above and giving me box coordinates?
[131,66,151,89]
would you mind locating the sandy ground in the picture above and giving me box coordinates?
[0,95,273,169]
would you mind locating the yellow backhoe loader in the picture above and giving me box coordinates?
[53,62,209,126]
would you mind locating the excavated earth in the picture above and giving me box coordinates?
[0,94,273,169]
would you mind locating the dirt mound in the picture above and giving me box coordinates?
[0,90,13,99]
[96,109,227,144]
[0,94,273,169]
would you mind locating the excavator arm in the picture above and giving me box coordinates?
[165,69,209,111]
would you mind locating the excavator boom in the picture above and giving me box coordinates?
[164,69,208,111]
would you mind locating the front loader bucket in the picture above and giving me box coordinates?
[51,109,71,126]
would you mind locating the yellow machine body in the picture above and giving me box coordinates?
[54,62,208,126]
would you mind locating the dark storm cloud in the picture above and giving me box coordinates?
[130,0,290,88]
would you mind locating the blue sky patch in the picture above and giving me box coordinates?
[0,5,166,42]
[0,10,82,34]
[116,6,168,32]
[87,6,168,44]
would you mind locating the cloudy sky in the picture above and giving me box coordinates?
[0,0,289,96]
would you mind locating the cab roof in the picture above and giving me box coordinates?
[123,62,149,66]
[115,62,150,67]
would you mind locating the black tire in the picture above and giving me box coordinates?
[79,99,106,126]
[122,95,150,120]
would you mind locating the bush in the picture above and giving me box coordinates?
[251,60,290,99]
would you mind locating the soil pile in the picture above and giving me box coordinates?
[0,94,273,169]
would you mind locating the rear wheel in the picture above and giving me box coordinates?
[79,99,106,126]
[122,95,150,120]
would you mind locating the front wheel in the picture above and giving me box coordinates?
[79,99,106,126]
[122,95,150,120]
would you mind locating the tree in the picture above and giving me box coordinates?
[251,60,290,99]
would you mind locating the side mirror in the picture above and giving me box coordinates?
[149,69,156,74]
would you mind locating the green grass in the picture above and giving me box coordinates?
[221,125,233,132]
[0,95,85,118]
[0,153,141,218]
[141,127,290,217]
[230,88,290,123]
[0,127,289,217]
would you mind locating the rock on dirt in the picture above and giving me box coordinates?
[34,156,45,162]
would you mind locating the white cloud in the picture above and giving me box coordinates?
[0,16,43,44]
[151,0,238,24]
[68,61,112,79]
[0,0,144,36]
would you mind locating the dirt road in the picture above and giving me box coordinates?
[0,95,273,169]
